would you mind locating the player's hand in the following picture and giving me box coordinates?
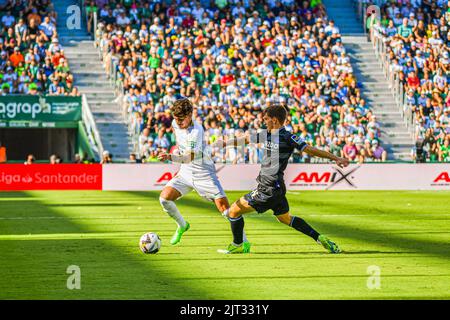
[157,152,170,162]
[335,157,350,168]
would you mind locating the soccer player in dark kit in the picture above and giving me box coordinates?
[219,103,350,254]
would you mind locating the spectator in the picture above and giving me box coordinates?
[101,150,113,164]
[343,137,360,162]
[371,0,450,162]
[24,154,35,165]
[49,154,57,164]
[96,0,387,163]
[0,1,78,95]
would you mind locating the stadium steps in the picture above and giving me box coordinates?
[53,0,133,161]
[324,0,414,161]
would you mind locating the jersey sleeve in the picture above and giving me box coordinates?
[287,133,308,152]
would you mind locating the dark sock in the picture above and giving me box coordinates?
[228,216,244,245]
[290,216,319,241]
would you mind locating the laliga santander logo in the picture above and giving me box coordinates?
[0,172,31,185]
[22,175,33,183]
[290,166,361,190]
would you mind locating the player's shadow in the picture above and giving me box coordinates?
[252,250,405,255]
[46,203,131,207]
[127,191,450,261]
[0,191,212,299]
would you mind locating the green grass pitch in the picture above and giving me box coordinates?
[0,190,449,299]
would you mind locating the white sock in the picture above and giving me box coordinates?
[159,197,186,229]
[223,209,248,242]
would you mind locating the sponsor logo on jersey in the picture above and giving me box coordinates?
[290,134,302,144]
[264,141,279,150]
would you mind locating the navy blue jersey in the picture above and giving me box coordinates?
[255,127,307,189]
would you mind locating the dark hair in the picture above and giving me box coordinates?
[171,97,193,118]
[264,103,288,124]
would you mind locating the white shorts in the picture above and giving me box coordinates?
[166,171,226,201]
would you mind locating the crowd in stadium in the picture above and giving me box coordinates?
[0,0,80,96]
[95,0,388,164]
[370,0,450,162]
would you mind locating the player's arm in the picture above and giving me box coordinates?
[303,145,349,168]
[157,151,196,163]
[158,127,203,163]
[289,134,349,168]
[210,130,249,149]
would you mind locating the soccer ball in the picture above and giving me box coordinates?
[139,232,161,254]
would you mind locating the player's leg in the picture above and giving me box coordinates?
[214,196,250,249]
[160,175,193,245]
[274,199,341,253]
[217,196,256,254]
[193,175,251,249]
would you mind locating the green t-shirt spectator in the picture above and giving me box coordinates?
[311,0,322,8]
[56,65,70,73]
[440,144,450,161]
[250,73,262,87]
[215,0,227,9]
[366,15,379,30]
[398,25,412,38]
[86,4,97,14]
[140,7,151,19]
[123,0,133,8]
[157,46,165,58]
[330,143,343,157]
[194,72,205,86]
[148,56,160,69]
[15,66,26,76]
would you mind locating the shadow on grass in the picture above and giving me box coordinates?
[0,191,212,299]
[46,203,132,207]
[125,191,450,261]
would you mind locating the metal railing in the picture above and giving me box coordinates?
[81,93,104,161]
[93,20,141,156]
[354,1,416,140]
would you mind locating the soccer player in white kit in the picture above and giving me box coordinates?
[157,97,250,251]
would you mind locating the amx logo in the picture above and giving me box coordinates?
[290,166,361,190]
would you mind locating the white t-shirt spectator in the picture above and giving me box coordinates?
[39,21,56,37]
[116,15,131,26]
[191,7,204,20]
[324,24,340,36]
[433,74,447,88]
[232,5,245,17]
[179,6,191,16]
[429,36,443,48]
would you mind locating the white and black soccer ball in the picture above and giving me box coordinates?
[139,232,161,254]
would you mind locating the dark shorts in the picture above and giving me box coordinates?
[244,185,289,216]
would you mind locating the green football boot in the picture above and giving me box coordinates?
[170,222,190,245]
[318,234,341,253]
[217,241,251,254]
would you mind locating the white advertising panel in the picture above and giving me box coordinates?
[102,164,450,191]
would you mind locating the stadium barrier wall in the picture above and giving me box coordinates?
[1,164,449,191]
[102,164,450,191]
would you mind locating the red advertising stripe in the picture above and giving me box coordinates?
[0,164,102,191]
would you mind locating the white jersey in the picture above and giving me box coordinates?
[172,119,216,179]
